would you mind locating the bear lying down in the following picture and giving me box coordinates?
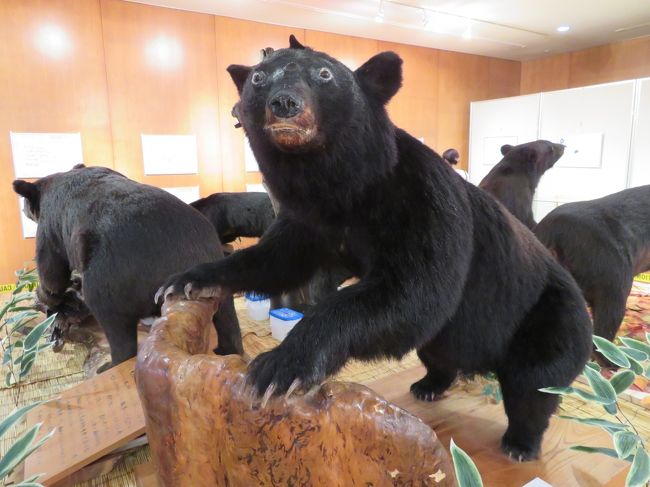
[161,36,592,460]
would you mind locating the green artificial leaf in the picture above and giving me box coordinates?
[0,402,44,439]
[19,352,37,378]
[584,367,617,404]
[539,386,574,395]
[613,431,639,460]
[450,439,483,487]
[585,362,601,372]
[619,337,650,357]
[621,347,649,362]
[23,314,56,351]
[570,445,619,459]
[610,370,636,394]
[626,447,650,487]
[593,336,631,368]
[539,386,613,404]
[603,402,618,415]
[558,415,628,431]
[627,356,644,375]
[0,423,41,479]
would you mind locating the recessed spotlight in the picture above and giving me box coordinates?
[375,12,384,22]
[556,25,570,32]
[35,24,72,58]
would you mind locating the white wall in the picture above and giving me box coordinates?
[469,78,646,222]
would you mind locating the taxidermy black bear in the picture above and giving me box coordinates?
[160,35,592,460]
[535,185,650,343]
[190,192,275,245]
[13,165,242,370]
[479,140,565,229]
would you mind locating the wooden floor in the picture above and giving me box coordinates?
[367,367,629,487]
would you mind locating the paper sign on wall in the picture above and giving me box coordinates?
[18,197,37,239]
[142,134,198,175]
[11,132,83,178]
[483,136,518,167]
[162,186,200,204]
[246,183,267,193]
[553,133,604,168]
[244,137,259,172]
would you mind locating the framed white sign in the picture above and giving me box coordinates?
[141,134,198,175]
[11,132,83,178]
[244,137,259,172]
[162,186,200,204]
[246,183,266,193]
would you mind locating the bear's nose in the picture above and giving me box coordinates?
[268,92,303,119]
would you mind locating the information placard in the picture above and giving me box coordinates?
[11,132,83,178]
[142,134,198,175]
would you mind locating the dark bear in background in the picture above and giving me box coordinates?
[13,165,243,369]
[479,140,565,229]
[535,185,650,343]
[190,192,275,245]
[160,36,592,460]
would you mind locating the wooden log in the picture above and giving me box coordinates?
[136,297,456,487]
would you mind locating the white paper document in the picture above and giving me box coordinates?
[244,137,259,172]
[18,197,37,239]
[141,134,198,175]
[11,132,83,178]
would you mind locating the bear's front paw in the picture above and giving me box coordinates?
[155,265,226,304]
[501,433,541,462]
[247,346,326,401]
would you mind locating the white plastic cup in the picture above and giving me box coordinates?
[270,308,303,341]
[245,292,270,321]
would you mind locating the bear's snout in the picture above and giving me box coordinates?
[268,91,303,119]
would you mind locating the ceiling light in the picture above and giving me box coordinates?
[556,25,570,32]
[145,36,183,69]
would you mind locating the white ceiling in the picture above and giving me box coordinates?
[133,0,650,60]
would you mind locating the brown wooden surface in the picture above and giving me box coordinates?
[521,36,650,94]
[0,0,113,283]
[23,358,144,486]
[368,367,630,487]
[134,462,159,487]
[100,0,222,195]
[0,0,522,282]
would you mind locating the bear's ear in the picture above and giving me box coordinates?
[227,64,252,95]
[500,144,514,156]
[289,34,305,50]
[355,51,403,105]
[260,47,274,60]
[73,163,85,169]
[13,180,38,202]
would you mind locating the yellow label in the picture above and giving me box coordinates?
[635,273,650,284]
[0,283,17,293]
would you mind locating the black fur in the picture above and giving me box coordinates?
[190,192,275,244]
[479,140,565,229]
[161,37,591,460]
[13,166,242,368]
[535,186,650,343]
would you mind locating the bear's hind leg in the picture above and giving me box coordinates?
[93,311,138,372]
[410,340,457,402]
[212,296,243,356]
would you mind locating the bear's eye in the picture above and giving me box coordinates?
[251,71,266,86]
[319,68,332,81]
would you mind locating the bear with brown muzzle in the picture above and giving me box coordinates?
[159,35,592,461]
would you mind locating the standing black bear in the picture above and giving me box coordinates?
[479,140,564,229]
[13,165,243,369]
[535,186,650,343]
[479,140,565,229]
[160,36,591,460]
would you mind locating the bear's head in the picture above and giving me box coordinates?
[12,163,87,222]
[227,35,403,216]
[499,140,565,177]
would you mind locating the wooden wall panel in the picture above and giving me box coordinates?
[488,58,522,99]
[520,54,571,95]
[214,17,304,192]
[568,36,650,88]
[100,0,221,195]
[378,41,439,148]
[521,36,650,94]
[304,30,378,70]
[0,0,112,284]
[437,51,490,170]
